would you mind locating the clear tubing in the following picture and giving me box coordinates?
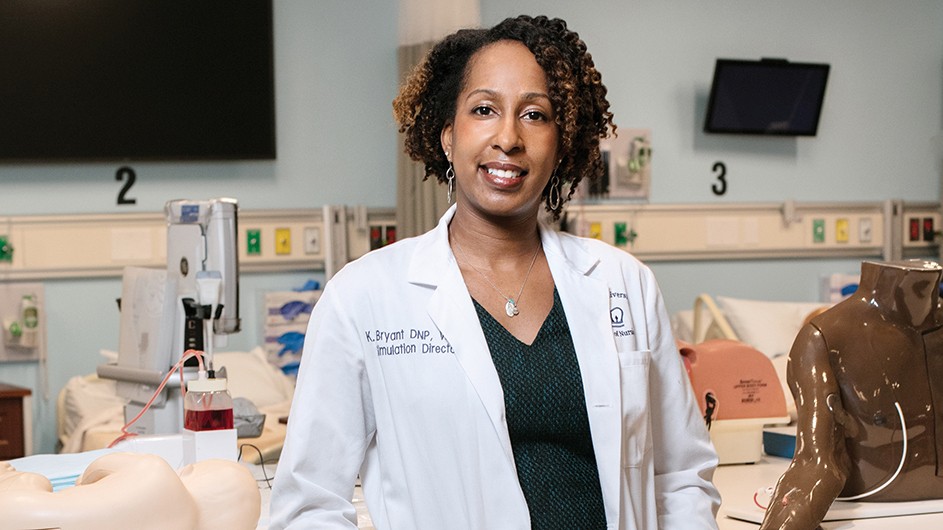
[108,349,206,447]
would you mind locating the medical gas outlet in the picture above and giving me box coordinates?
[3,293,40,350]
[275,228,292,255]
[246,229,262,256]
[858,218,873,243]
[835,219,849,243]
[812,216,882,246]
[0,236,12,262]
[304,227,321,254]
[614,222,637,247]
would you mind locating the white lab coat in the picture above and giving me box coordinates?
[270,206,720,529]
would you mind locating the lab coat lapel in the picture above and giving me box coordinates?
[541,227,623,522]
[407,207,515,461]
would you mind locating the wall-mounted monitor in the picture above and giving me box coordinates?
[0,0,276,162]
[704,58,829,136]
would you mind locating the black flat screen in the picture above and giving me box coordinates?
[704,59,829,136]
[0,0,276,161]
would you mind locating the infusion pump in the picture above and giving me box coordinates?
[98,198,240,435]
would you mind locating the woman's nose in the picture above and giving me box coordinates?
[492,115,523,153]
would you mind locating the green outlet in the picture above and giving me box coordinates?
[246,229,262,256]
[614,222,628,246]
[0,235,12,262]
[812,219,825,243]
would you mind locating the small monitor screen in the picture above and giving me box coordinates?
[704,59,829,136]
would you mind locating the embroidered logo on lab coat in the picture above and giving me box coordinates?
[610,291,635,338]
[610,307,625,328]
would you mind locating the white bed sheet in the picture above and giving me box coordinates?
[58,347,294,463]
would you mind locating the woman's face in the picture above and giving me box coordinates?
[440,40,559,222]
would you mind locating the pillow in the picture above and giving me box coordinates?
[58,374,126,449]
[717,296,829,359]
[214,347,295,408]
[671,309,695,344]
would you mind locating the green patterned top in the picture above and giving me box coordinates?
[473,288,607,529]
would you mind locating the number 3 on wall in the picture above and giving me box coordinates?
[711,161,727,196]
[116,166,137,205]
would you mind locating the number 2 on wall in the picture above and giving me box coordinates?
[116,166,137,205]
[711,161,727,196]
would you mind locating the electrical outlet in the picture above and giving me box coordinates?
[923,217,935,242]
[369,225,383,250]
[909,218,920,241]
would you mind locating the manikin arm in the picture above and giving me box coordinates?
[760,325,851,530]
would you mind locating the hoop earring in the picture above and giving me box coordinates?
[548,172,561,211]
[446,164,455,204]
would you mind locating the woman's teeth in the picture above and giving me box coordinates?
[486,168,521,179]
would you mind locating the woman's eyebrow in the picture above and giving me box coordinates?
[463,88,551,103]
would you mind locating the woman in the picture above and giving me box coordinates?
[271,15,719,529]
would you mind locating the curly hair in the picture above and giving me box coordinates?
[392,15,615,219]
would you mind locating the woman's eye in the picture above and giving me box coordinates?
[523,110,547,121]
[473,106,494,116]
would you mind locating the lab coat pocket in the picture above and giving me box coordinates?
[618,349,652,468]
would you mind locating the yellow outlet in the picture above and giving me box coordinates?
[589,222,603,240]
[835,218,849,243]
[275,228,292,255]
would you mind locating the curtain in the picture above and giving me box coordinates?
[395,0,479,238]
[398,0,479,47]
[395,42,444,239]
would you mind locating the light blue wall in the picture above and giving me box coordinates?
[0,0,399,454]
[482,1,942,203]
[3,1,943,455]
[480,0,943,310]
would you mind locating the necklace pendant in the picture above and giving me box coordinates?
[505,298,519,318]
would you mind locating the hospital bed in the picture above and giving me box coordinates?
[57,347,293,464]
[56,294,816,460]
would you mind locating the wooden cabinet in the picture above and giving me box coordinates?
[0,383,31,460]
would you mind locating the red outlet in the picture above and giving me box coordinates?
[909,218,920,241]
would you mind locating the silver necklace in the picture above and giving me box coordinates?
[453,236,541,318]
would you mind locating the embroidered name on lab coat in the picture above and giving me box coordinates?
[364,328,454,357]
